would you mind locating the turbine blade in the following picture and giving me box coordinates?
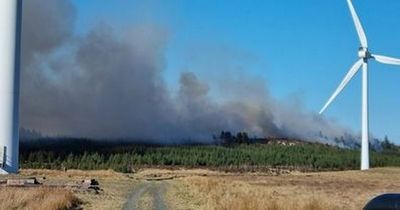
[347,0,368,47]
[372,54,400,66]
[319,59,364,114]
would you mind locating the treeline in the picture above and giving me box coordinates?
[19,138,400,173]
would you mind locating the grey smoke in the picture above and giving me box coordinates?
[21,0,75,64]
[20,0,357,145]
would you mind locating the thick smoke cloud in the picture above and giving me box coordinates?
[21,0,75,63]
[20,0,356,145]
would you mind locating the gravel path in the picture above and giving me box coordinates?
[122,181,169,210]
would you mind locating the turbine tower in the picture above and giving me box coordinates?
[0,0,22,174]
[320,0,400,170]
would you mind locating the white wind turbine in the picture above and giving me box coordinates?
[320,0,400,170]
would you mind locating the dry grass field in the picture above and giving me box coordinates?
[0,187,80,210]
[0,168,399,210]
[17,169,137,210]
[164,167,400,210]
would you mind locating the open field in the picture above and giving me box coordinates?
[144,167,400,210]
[1,167,399,209]
[26,170,138,210]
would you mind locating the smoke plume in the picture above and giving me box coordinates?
[20,0,356,145]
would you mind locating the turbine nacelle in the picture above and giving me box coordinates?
[358,47,370,59]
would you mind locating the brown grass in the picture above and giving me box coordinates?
[184,177,338,210]
[17,169,136,210]
[20,169,121,178]
[138,191,154,210]
[0,187,81,210]
[8,168,400,210]
[165,167,400,210]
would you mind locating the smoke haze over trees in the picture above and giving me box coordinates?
[20,0,357,144]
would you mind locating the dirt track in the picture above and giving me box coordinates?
[123,181,169,210]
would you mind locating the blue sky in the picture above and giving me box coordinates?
[71,0,400,143]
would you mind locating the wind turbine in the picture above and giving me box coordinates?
[0,0,22,174]
[319,0,400,170]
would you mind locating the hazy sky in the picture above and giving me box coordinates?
[69,0,400,143]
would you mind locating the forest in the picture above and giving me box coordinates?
[19,137,400,173]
